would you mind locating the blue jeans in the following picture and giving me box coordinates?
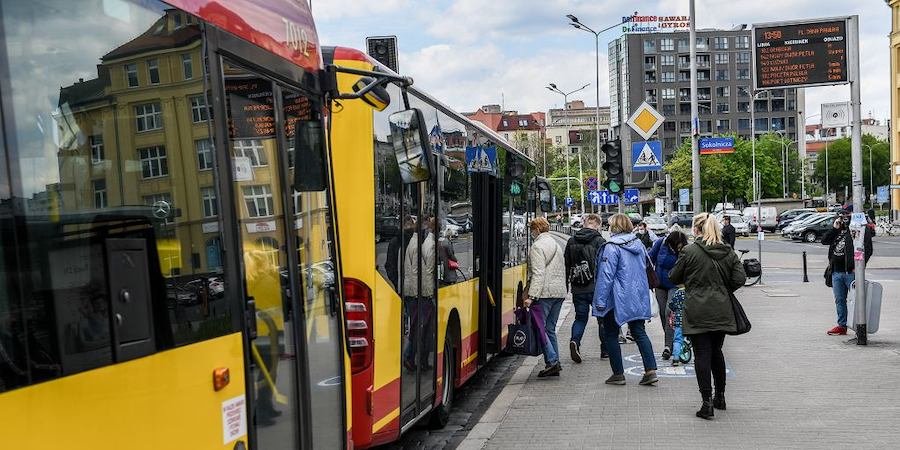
[571,293,607,353]
[672,325,684,360]
[601,311,657,375]
[538,298,563,365]
[832,271,855,327]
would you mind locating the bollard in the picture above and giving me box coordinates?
[802,251,809,282]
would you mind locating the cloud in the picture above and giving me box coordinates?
[311,0,410,21]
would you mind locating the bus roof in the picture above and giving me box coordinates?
[326,46,534,164]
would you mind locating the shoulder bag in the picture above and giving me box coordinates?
[712,259,751,336]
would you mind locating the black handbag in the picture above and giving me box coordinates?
[743,258,761,278]
[824,263,833,288]
[505,308,543,356]
[712,260,751,336]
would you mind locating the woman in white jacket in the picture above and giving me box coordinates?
[525,217,567,377]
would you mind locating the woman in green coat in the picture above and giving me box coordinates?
[669,212,746,420]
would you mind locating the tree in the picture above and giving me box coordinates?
[812,134,889,201]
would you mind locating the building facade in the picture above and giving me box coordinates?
[463,105,546,160]
[545,100,610,155]
[609,27,800,191]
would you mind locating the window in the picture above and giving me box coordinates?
[201,187,218,218]
[772,117,786,132]
[173,12,183,28]
[661,54,675,66]
[644,39,656,53]
[502,119,508,127]
[147,59,160,85]
[124,63,138,87]
[739,118,751,130]
[677,38,690,52]
[716,86,730,97]
[662,104,676,116]
[243,184,274,218]
[135,102,162,132]
[679,88,691,102]
[664,121,676,132]
[182,53,193,80]
[696,37,709,50]
[190,95,209,123]
[233,139,267,167]
[715,53,729,65]
[93,179,107,209]
[697,71,709,81]
[736,35,750,49]
[644,72,657,83]
[90,135,104,163]
[679,103,691,114]
[660,38,674,51]
[679,71,691,82]
[737,101,750,112]
[196,138,213,170]
[737,68,750,80]
[697,55,711,68]
[737,52,751,63]
[715,69,729,81]
[661,72,675,82]
[772,99,786,112]
[662,88,675,100]
[644,56,656,70]
[737,86,750,97]
[645,89,657,102]
[716,119,731,132]
[139,146,168,178]
[713,37,729,50]
[698,87,711,101]
[717,102,730,114]
[518,119,528,126]
[678,55,691,69]
[755,118,769,131]
[679,121,692,131]
[555,135,561,144]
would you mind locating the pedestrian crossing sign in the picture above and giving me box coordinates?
[626,102,665,140]
[631,141,662,172]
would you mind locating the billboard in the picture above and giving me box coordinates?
[752,18,848,90]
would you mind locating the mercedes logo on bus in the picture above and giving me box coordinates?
[152,200,171,219]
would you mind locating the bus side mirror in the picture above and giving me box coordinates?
[388,108,432,184]
[293,119,327,192]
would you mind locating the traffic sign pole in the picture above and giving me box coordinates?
[689,0,701,214]
[848,15,867,345]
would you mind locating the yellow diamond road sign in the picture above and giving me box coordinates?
[626,102,665,140]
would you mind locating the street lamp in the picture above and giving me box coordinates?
[750,90,767,283]
[547,82,590,216]
[566,15,626,213]
[776,130,797,198]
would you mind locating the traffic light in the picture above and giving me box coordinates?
[601,139,624,194]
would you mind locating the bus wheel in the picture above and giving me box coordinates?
[428,336,455,428]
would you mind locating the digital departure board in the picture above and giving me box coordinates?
[753,19,848,90]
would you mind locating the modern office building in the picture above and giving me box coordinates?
[608,27,800,191]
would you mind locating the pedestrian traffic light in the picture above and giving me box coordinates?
[601,139,624,194]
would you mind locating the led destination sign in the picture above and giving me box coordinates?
[753,19,848,89]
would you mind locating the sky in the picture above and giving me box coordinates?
[314,0,893,124]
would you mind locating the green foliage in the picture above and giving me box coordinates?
[811,134,890,195]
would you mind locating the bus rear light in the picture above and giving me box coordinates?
[343,278,373,374]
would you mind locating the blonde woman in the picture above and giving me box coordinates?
[669,212,746,420]
[525,217,567,377]
[592,213,658,386]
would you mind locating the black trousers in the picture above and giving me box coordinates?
[689,331,726,400]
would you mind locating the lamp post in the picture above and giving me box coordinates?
[775,129,796,198]
[547,82,590,216]
[864,143,874,205]
[750,90,768,282]
[566,15,628,213]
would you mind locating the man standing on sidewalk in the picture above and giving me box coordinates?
[821,210,873,335]
[722,216,736,249]
[564,213,608,363]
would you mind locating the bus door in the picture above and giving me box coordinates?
[211,42,344,448]
[399,180,438,427]
[473,173,502,364]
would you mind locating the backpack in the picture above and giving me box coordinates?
[570,236,604,287]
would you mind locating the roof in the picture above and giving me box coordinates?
[103,17,201,61]
[58,69,110,108]
[496,114,542,131]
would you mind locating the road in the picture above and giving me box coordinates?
[733,233,900,257]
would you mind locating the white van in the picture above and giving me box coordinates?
[743,206,777,232]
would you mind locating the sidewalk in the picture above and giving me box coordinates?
[461,278,900,449]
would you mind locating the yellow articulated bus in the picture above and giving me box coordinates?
[325,46,553,448]
[0,1,370,448]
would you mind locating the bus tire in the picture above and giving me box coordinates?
[428,332,456,428]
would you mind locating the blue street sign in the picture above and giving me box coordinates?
[877,185,889,204]
[623,188,640,205]
[589,188,641,205]
[631,141,662,172]
[565,197,574,207]
[589,190,602,205]
[679,188,690,206]
[699,137,735,155]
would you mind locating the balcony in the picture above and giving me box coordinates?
[645,96,658,103]
[644,63,657,71]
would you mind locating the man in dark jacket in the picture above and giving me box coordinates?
[385,216,416,290]
[721,216,736,249]
[821,211,874,335]
[564,213,607,363]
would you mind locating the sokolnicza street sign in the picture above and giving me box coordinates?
[752,18,848,90]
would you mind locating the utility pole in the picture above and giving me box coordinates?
[848,15,867,345]
[689,0,701,213]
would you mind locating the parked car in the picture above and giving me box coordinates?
[790,214,838,242]
[742,206,778,232]
[722,214,750,237]
[570,213,583,228]
[780,212,825,237]
[670,212,694,228]
[446,216,472,233]
[775,208,816,231]
[643,216,668,235]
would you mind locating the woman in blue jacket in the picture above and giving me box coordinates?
[648,226,688,360]
[593,214,658,386]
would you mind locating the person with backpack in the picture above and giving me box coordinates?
[592,213,658,387]
[564,213,608,363]
[669,213,747,420]
[648,226,688,360]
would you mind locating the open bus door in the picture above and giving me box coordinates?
[473,173,502,364]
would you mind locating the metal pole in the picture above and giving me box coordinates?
[802,250,809,282]
[578,147,585,212]
[595,31,602,215]
[689,0,701,213]
[848,15,867,345]
[752,91,763,282]
[782,139,787,198]
[565,94,571,218]
[825,139,830,203]
[868,144,873,206]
